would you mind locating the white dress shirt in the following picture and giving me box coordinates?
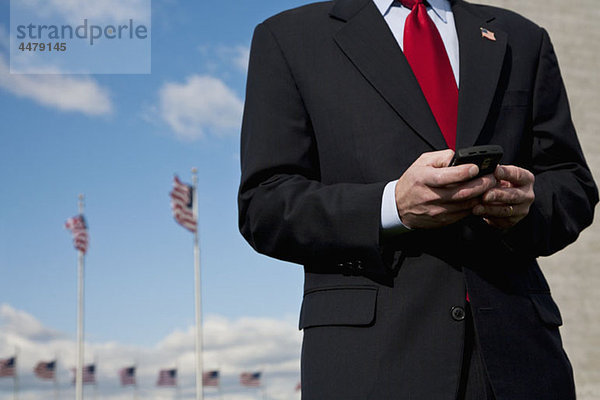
[374,0,460,233]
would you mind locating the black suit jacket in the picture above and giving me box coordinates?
[238,0,598,399]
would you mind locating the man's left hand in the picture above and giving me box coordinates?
[473,165,535,229]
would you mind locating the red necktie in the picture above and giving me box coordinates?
[402,1,466,301]
[401,0,458,150]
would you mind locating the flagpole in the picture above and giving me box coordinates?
[175,359,180,400]
[191,167,204,400]
[261,371,266,400]
[54,355,59,400]
[218,376,223,400]
[93,355,97,400]
[133,361,138,400]
[54,366,59,400]
[13,347,19,400]
[218,365,223,400]
[76,194,85,400]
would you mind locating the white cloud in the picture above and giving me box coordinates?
[159,75,243,140]
[0,54,113,116]
[0,305,62,343]
[215,45,250,73]
[0,24,113,115]
[231,46,250,73]
[197,45,250,73]
[0,304,302,400]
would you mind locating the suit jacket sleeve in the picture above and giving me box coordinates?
[502,28,598,256]
[238,22,389,272]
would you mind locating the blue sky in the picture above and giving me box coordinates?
[1,0,311,344]
[0,1,311,398]
[0,1,598,399]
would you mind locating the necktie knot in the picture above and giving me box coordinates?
[399,0,424,10]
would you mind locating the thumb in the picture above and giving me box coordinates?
[416,149,456,168]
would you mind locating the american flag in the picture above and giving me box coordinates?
[72,364,96,384]
[34,360,55,380]
[157,368,177,387]
[65,214,89,253]
[170,176,197,232]
[119,366,136,386]
[0,357,15,378]
[202,370,219,387]
[240,372,261,387]
[480,27,496,41]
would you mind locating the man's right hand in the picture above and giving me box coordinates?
[395,149,497,229]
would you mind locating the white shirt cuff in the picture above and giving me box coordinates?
[381,180,412,234]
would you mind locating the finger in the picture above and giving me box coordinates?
[482,187,527,204]
[495,165,534,186]
[422,164,481,188]
[403,208,473,229]
[437,174,498,201]
[404,186,482,214]
[473,203,522,218]
[415,149,455,168]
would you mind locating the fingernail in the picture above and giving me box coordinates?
[469,165,479,177]
[496,166,504,179]
[473,205,484,215]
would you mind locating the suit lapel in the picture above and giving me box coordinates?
[452,1,507,148]
[330,0,448,150]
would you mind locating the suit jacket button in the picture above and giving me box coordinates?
[451,306,466,321]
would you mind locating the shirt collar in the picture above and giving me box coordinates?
[372,0,451,23]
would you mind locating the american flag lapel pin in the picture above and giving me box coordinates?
[480,27,496,41]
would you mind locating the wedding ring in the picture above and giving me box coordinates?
[508,205,514,217]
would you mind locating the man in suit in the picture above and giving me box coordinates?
[238,0,598,398]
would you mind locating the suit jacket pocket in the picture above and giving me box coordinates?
[299,286,378,329]
[529,292,563,326]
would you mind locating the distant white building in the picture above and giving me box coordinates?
[479,1,600,399]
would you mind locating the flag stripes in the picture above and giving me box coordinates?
[170,176,197,232]
[202,370,219,387]
[480,27,497,41]
[157,368,177,387]
[65,214,89,253]
[71,364,96,384]
[0,357,15,377]
[240,371,261,387]
[34,361,55,380]
[119,366,136,386]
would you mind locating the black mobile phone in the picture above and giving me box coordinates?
[449,145,503,178]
